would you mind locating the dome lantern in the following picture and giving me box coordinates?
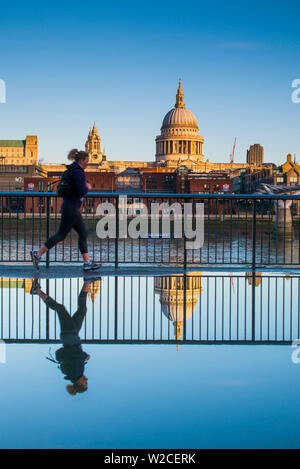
[175,78,185,108]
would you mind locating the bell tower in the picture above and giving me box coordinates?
[85,122,103,163]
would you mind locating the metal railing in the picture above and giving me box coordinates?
[1,191,300,268]
[0,273,299,344]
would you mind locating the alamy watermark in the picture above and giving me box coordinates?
[0,340,6,363]
[95,196,204,250]
[0,79,6,103]
[291,79,300,104]
[291,340,300,364]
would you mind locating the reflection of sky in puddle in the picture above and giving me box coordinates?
[1,343,300,448]
[0,273,300,448]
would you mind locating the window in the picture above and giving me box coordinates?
[162,175,174,191]
[146,175,158,190]
[289,177,298,185]
[39,197,45,210]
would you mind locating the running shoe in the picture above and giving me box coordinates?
[83,261,101,271]
[30,278,41,295]
[30,250,41,270]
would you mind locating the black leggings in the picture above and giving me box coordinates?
[45,201,88,254]
[45,292,88,335]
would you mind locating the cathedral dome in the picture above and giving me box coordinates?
[162,107,198,129]
[155,79,204,163]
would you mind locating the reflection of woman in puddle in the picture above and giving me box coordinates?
[31,279,91,395]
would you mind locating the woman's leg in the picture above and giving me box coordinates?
[71,289,88,333]
[44,297,74,331]
[34,286,73,330]
[31,202,79,269]
[73,212,101,270]
[73,211,89,262]
[42,202,77,254]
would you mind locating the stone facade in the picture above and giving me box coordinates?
[0,136,38,165]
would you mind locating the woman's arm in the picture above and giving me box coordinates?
[72,168,89,197]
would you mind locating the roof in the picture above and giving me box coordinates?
[162,107,198,129]
[0,140,25,147]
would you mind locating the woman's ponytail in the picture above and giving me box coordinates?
[67,149,89,162]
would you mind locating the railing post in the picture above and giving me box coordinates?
[183,273,187,341]
[183,197,188,270]
[46,278,50,340]
[115,195,119,269]
[183,234,187,270]
[251,272,256,342]
[46,196,50,268]
[114,276,118,340]
[252,198,257,271]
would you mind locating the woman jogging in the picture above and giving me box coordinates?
[30,149,100,271]
[30,277,92,395]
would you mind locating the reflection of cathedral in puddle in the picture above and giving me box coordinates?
[245,272,262,287]
[154,274,203,346]
[246,272,291,287]
[87,280,101,305]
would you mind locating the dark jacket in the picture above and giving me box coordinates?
[45,291,89,383]
[64,161,89,208]
[55,346,89,384]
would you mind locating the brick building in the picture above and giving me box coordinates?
[0,164,46,213]
[24,170,116,214]
[185,171,233,215]
[187,172,233,194]
[140,168,176,193]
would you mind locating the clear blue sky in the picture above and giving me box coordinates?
[0,0,300,165]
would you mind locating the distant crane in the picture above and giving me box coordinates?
[230,137,237,164]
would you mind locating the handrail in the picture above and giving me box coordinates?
[1,191,300,199]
